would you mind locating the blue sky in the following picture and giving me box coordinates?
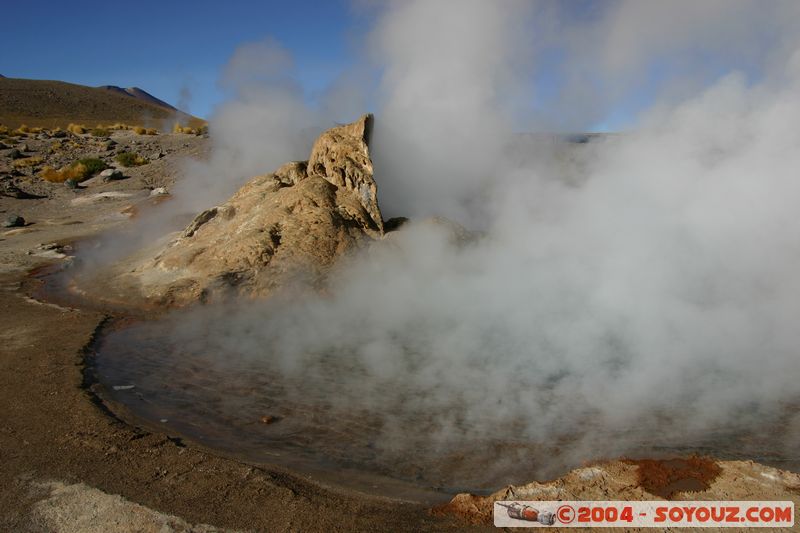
[1,0,364,119]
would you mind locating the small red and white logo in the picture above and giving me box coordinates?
[493,500,795,528]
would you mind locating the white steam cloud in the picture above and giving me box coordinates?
[98,0,800,484]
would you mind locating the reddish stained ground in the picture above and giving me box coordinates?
[625,456,722,499]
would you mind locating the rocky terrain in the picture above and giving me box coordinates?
[88,114,388,307]
[436,458,800,529]
[0,127,208,293]
[0,127,205,201]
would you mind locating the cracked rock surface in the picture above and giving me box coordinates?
[127,115,384,306]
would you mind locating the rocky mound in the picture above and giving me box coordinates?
[434,458,800,528]
[125,114,383,306]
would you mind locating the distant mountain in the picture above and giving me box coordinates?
[0,77,203,129]
[99,85,178,112]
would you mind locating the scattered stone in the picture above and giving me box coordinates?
[50,130,66,138]
[70,191,133,206]
[99,168,124,181]
[7,149,23,160]
[384,217,409,232]
[151,151,164,160]
[112,385,135,391]
[103,140,117,151]
[18,143,29,153]
[182,207,222,238]
[259,415,279,425]
[1,181,43,199]
[149,187,168,197]
[29,246,67,259]
[3,214,25,228]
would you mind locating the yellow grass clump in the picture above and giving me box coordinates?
[12,156,43,169]
[173,124,196,134]
[0,124,8,135]
[133,126,147,135]
[145,128,158,135]
[39,158,106,182]
[115,152,147,167]
[40,164,86,183]
[67,123,86,135]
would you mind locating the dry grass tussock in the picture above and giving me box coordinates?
[40,158,106,183]
[67,123,86,135]
[12,156,43,168]
[172,123,199,135]
[115,152,147,167]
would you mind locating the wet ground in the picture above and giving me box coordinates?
[86,307,800,502]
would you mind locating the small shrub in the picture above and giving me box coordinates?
[67,124,86,135]
[91,128,110,137]
[115,152,147,167]
[39,158,106,183]
[67,123,86,135]
[133,126,147,135]
[145,128,158,135]
[12,156,43,169]
[76,157,107,176]
[17,124,30,133]
[40,166,69,182]
[172,123,196,134]
[41,165,86,183]
[0,125,8,135]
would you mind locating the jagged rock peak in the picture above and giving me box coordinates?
[308,114,383,233]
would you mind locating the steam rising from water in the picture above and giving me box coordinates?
[100,1,800,479]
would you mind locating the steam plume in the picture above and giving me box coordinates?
[97,1,800,481]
